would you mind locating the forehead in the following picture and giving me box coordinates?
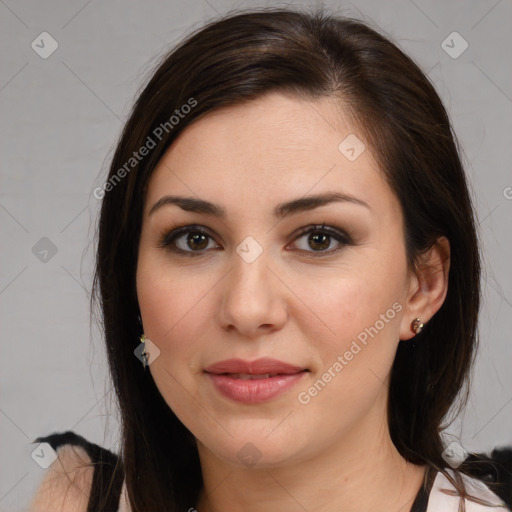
[144,91,395,219]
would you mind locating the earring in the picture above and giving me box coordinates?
[140,333,149,369]
[411,318,424,335]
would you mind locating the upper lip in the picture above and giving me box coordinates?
[204,358,307,375]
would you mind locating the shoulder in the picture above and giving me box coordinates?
[29,438,94,512]
[427,468,511,512]
[29,430,123,512]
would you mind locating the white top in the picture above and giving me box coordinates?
[118,469,510,511]
[426,469,509,511]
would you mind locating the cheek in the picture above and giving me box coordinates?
[137,264,215,429]
[137,263,210,363]
[298,260,404,350]
[294,258,406,401]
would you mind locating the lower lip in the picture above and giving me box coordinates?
[206,372,307,404]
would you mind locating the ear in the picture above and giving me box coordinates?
[399,236,450,341]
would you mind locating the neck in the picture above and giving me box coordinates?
[195,405,427,512]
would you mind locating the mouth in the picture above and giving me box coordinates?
[220,373,295,380]
[204,358,309,404]
[204,357,308,375]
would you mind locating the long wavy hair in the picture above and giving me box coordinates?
[88,7,497,511]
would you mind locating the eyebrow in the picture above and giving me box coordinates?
[148,191,371,219]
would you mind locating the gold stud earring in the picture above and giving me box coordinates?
[411,318,424,334]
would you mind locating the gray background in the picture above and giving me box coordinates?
[1,0,511,510]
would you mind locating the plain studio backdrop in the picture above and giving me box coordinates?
[0,0,511,510]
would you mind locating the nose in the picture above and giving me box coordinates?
[218,248,288,338]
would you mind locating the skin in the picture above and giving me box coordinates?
[136,91,450,512]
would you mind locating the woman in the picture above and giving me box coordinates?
[30,7,511,512]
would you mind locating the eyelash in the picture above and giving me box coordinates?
[156,222,353,258]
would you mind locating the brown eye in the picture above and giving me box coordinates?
[291,224,351,256]
[158,226,218,255]
[184,232,209,251]
[307,232,331,251]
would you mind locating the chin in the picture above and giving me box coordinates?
[197,424,311,470]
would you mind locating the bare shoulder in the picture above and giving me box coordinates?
[29,443,95,512]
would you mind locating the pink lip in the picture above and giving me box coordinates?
[205,358,305,375]
[204,358,308,404]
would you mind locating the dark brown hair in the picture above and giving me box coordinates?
[89,7,489,511]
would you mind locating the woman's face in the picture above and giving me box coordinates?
[136,91,419,469]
